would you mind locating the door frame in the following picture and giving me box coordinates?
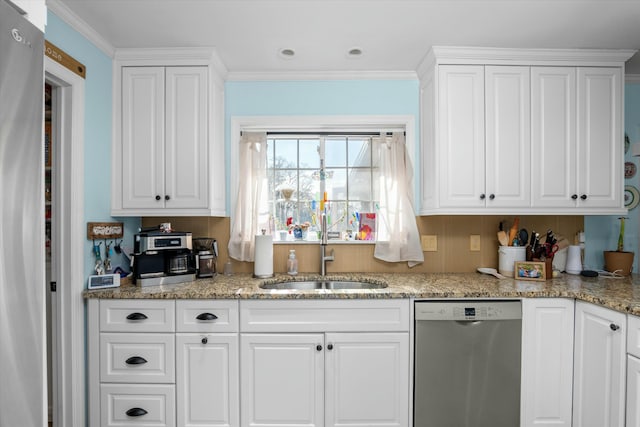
[44,56,85,427]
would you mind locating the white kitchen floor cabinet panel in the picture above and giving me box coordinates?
[112,48,226,216]
[573,301,626,427]
[325,332,409,427]
[238,299,410,427]
[628,355,640,427]
[240,333,324,427]
[177,334,239,427]
[101,384,176,427]
[520,298,574,427]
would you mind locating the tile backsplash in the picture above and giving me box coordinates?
[142,215,583,274]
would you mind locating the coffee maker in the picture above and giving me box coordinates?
[193,237,218,278]
[132,230,196,286]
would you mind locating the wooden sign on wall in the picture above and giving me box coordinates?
[44,40,86,79]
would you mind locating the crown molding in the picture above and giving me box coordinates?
[418,46,638,79]
[114,47,228,80]
[226,69,418,81]
[46,0,115,58]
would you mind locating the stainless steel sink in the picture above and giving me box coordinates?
[259,280,388,290]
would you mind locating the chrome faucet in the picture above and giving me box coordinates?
[320,213,334,276]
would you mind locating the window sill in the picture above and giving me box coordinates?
[273,240,375,245]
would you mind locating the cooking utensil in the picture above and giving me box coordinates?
[518,229,528,247]
[497,231,509,246]
[477,267,506,279]
[508,217,520,246]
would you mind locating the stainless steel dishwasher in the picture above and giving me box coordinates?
[414,300,522,427]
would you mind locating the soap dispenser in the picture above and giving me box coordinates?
[287,249,298,275]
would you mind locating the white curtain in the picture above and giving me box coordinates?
[374,132,424,267]
[228,132,269,261]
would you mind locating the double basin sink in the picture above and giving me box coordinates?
[260,279,388,290]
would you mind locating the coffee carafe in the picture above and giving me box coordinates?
[193,238,218,278]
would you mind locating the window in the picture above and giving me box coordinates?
[266,134,378,242]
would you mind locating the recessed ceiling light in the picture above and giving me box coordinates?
[347,47,363,57]
[279,48,296,59]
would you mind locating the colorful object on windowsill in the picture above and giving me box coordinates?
[358,213,376,241]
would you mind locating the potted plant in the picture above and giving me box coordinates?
[603,217,634,276]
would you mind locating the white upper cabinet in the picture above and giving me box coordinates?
[418,46,634,215]
[112,48,227,216]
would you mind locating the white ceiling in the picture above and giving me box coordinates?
[50,0,640,76]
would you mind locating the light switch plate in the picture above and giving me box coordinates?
[421,235,438,252]
[470,235,481,251]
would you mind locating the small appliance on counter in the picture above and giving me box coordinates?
[132,230,196,286]
[193,237,218,278]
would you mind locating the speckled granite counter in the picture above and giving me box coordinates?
[83,272,640,316]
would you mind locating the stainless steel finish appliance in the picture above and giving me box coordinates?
[193,237,218,278]
[133,231,196,286]
[0,2,46,425]
[414,300,522,427]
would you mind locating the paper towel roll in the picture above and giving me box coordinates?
[253,234,274,278]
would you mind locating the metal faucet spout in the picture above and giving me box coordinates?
[320,213,334,276]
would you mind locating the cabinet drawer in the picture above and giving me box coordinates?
[100,300,175,332]
[176,300,238,332]
[101,333,175,383]
[240,299,411,332]
[101,384,175,427]
[629,314,640,358]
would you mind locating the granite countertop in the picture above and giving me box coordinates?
[83,272,640,316]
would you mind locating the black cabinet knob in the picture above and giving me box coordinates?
[489,194,495,200]
[201,337,208,344]
[126,312,148,321]
[581,194,587,200]
[196,312,218,321]
[125,356,148,365]
[316,344,322,351]
[126,407,148,417]
[327,344,333,350]
[155,195,161,201]
[479,194,486,200]
[165,195,170,201]
[610,323,620,331]
[571,194,578,200]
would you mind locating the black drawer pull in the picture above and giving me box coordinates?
[610,323,620,331]
[126,407,148,417]
[196,312,218,321]
[125,356,148,365]
[202,337,208,344]
[126,312,148,321]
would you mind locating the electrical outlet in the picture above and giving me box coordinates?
[470,235,481,251]
[421,235,438,252]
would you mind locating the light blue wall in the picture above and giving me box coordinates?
[45,12,139,282]
[224,79,420,211]
[584,82,640,272]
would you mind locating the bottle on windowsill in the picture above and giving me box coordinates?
[287,249,298,275]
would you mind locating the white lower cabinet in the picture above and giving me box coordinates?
[573,301,626,427]
[176,334,239,427]
[239,299,410,427]
[628,354,640,427]
[101,384,176,427]
[521,298,574,427]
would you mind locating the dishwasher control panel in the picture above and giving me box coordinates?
[414,300,522,321]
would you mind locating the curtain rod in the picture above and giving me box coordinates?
[241,131,406,137]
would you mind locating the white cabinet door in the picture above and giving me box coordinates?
[573,301,626,427]
[121,67,166,209]
[485,66,531,208]
[240,334,324,427]
[165,67,209,209]
[521,299,574,427]
[437,65,485,208]
[576,67,622,209]
[324,333,409,427]
[176,334,239,427]
[627,355,640,427]
[531,67,577,208]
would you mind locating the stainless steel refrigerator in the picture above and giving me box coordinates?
[0,1,46,426]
